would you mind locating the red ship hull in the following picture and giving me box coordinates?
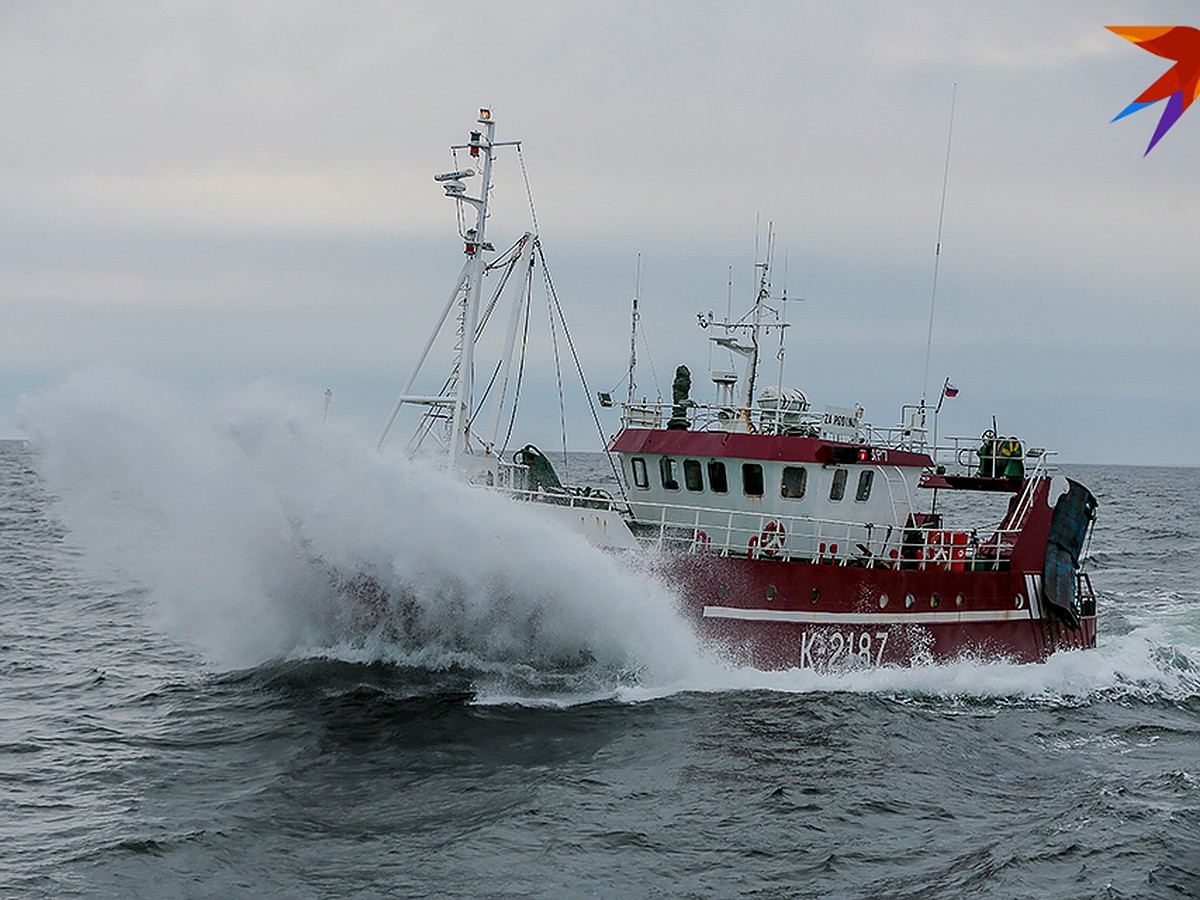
[657,553,1096,669]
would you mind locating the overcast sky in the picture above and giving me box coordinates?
[3,1,1199,464]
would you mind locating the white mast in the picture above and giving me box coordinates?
[377,108,525,467]
[448,109,496,466]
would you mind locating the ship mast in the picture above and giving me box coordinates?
[700,227,789,432]
[742,254,770,411]
[448,109,497,465]
[626,255,641,409]
[377,108,523,467]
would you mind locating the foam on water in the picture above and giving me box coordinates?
[684,625,1200,705]
[18,369,1200,706]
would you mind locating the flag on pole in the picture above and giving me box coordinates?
[943,381,959,398]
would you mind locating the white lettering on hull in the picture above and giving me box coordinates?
[800,630,890,668]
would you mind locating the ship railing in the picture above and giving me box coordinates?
[491,458,1028,569]
[619,400,858,439]
[1003,453,1053,529]
[929,436,1057,478]
[860,425,929,452]
[626,403,663,429]
[864,404,930,451]
[495,458,529,491]
[492,460,627,512]
[621,497,1024,571]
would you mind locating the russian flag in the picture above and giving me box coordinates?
[944,382,959,398]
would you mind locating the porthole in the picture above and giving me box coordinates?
[1015,593,1025,609]
[631,457,649,490]
[719,583,730,598]
[781,466,808,500]
[879,593,889,609]
[905,593,916,609]
[766,584,777,600]
[829,468,848,501]
[955,593,964,607]
[810,587,821,604]
[707,460,729,494]
[855,469,874,502]
[742,463,764,498]
[659,456,680,491]
[930,593,940,608]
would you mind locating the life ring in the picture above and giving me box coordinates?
[759,520,786,557]
[694,529,712,553]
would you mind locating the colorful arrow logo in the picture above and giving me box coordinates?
[1108,26,1200,155]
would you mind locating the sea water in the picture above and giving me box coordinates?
[2,371,1198,897]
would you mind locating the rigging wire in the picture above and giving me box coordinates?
[921,82,958,408]
[517,143,624,491]
[516,145,540,238]
[475,238,525,337]
[466,359,504,435]
[544,268,570,479]
[638,327,663,401]
[500,265,534,454]
[537,243,629,506]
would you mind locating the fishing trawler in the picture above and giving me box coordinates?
[377,108,1098,669]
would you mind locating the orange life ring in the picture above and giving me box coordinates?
[759,520,786,557]
[694,529,712,553]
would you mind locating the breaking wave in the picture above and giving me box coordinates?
[17,369,709,694]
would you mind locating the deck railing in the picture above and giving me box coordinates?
[490,437,1056,572]
[617,497,1027,571]
[491,473,1024,571]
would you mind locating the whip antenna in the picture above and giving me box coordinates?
[921,82,957,409]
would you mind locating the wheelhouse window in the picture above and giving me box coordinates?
[708,460,728,494]
[683,459,704,492]
[855,469,874,502]
[631,457,649,490]
[660,456,680,491]
[829,468,848,501]
[742,463,764,497]
[781,466,807,500]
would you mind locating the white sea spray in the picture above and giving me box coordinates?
[18,368,708,688]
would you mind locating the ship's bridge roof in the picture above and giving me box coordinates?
[609,428,934,468]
